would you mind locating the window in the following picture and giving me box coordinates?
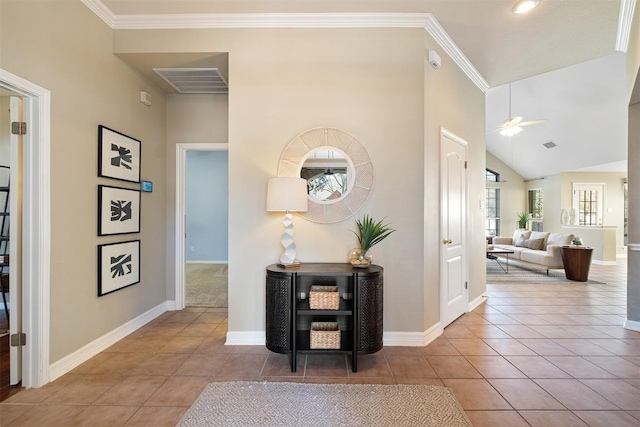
[528,189,543,232]
[486,169,500,183]
[486,187,500,237]
[572,183,604,226]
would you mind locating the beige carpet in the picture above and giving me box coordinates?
[178,381,473,427]
[185,263,227,307]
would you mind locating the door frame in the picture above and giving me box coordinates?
[439,127,469,327]
[174,143,229,310]
[0,69,51,388]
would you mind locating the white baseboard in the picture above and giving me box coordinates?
[48,301,171,382]
[186,260,228,264]
[166,299,177,311]
[468,293,488,312]
[383,322,443,347]
[624,318,640,332]
[225,331,265,345]
[225,324,446,348]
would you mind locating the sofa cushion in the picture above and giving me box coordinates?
[547,232,574,247]
[515,235,528,247]
[530,231,551,247]
[515,238,546,250]
[525,238,546,250]
[512,229,531,245]
[521,249,551,266]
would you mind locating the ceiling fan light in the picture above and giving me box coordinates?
[500,126,523,137]
[512,0,540,14]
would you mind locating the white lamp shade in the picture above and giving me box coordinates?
[266,177,308,212]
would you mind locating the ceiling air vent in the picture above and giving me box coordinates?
[543,141,557,149]
[153,68,228,94]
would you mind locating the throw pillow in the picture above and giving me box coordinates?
[515,236,528,247]
[512,229,531,245]
[525,238,546,250]
[530,231,550,247]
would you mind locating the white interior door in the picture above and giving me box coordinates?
[440,129,468,328]
[9,95,23,384]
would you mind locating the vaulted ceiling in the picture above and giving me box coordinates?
[87,0,635,179]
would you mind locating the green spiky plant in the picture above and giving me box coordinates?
[517,212,531,229]
[352,215,396,253]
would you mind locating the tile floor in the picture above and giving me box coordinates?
[1,262,639,426]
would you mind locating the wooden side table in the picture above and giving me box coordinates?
[560,246,593,282]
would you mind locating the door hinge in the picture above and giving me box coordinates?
[10,332,26,347]
[11,121,27,135]
[464,161,467,169]
[465,281,468,290]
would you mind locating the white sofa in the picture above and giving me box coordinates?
[491,230,575,275]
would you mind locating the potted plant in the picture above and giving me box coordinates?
[349,214,395,268]
[517,212,531,229]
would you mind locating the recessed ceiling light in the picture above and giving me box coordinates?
[512,0,540,14]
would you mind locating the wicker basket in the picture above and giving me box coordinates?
[310,322,341,349]
[309,285,340,310]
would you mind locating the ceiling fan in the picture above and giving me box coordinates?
[489,83,546,137]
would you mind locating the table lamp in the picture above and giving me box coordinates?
[266,177,308,268]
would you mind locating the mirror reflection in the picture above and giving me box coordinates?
[300,149,352,202]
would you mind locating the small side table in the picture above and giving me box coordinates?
[560,246,593,282]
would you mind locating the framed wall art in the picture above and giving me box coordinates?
[98,240,140,296]
[98,185,141,236]
[98,125,141,183]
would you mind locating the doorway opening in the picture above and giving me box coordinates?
[175,143,228,311]
[0,69,51,391]
[184,150,228,308]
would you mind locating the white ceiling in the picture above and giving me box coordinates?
[89,0,635,179]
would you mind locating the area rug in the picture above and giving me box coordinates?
[178,381,473,427]
[185,263,227,307]
[486,258,604,284]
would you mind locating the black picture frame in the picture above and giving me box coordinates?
[98,185,141,236]
[98,125,141,183]
[98,240,140,296]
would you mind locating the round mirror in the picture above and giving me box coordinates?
[277,128,373,223]
[299,148,355,204]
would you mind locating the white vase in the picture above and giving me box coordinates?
[569,208,576,225]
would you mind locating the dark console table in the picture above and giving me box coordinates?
[265,263,383,372]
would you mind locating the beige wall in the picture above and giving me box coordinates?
[486,151,526,238]
[628,6,640,322]
[115,27,486,334]
[165,93,229,285]
[524,171,626,260]
[559,172,627,255]
[423,33,486,322]
[626,3,640,103]
[0,1,168,363]
[1,0,487,369]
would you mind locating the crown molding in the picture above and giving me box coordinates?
[81,0,116,28]
[115,12,433,30]
[80,2,488,92]
[424,15,489,92]
[616,0,637,52]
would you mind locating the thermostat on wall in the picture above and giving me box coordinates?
[141,181,153,193]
